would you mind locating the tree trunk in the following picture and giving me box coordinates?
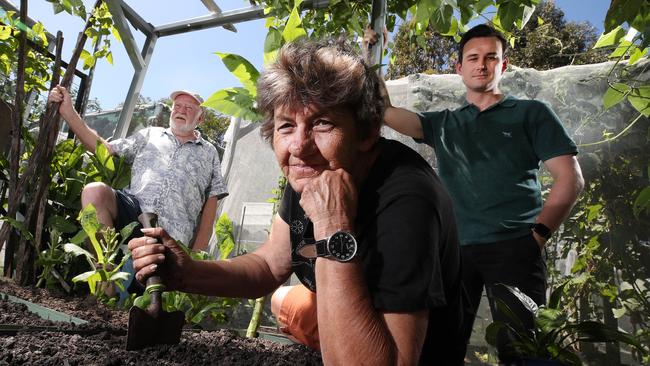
[1,0,28,274]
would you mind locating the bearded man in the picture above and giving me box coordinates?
[49,87,227,252]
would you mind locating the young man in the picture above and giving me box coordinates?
[48,87,228,252]
[377,24,584,362]
[129,38,465,365]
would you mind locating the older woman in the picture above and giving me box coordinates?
[129,38,464,365]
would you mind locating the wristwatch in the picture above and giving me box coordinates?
[298,231,358,262]
[531,223,552,240]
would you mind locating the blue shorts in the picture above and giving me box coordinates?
[114,189,142,234]
[114,189,146,296]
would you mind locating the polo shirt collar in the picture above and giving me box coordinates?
[163,127,204,144]
[460,94,517,111]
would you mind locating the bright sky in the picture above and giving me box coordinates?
[21,0,611,110]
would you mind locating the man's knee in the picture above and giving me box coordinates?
[81,182,114,206]
[81,182,117,225]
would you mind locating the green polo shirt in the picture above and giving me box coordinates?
[417,95,578,245]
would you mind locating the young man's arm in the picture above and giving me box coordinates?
[190,196,219,252]
[384,102,424,139]
[533,154,584,248]
[48,85,112,153]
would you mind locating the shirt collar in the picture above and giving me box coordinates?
[163,127,204,144]
[459,94,517,111]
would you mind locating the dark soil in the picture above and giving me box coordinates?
[0,279,322,365]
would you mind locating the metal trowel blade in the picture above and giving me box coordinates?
[126,306,185,350]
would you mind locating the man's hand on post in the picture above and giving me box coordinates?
[299,169,357,239]
[128,227,191,290]
[47,85,76,120]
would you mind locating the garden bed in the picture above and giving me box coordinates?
[0,279,322,365]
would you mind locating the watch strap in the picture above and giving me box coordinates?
[315,239,328,257]
[532,223,552,239]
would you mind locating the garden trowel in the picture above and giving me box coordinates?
[126,212,184,350]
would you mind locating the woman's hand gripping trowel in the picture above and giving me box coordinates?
[126,212,185,350]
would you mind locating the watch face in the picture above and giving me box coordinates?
[327,231,357,262]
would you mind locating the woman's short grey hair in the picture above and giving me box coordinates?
[257,37,385,144]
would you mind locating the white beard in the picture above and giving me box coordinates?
[170,117,200,134]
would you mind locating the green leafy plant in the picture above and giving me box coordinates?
[133,241,240,327]
[485,283,645,365]
[86,141,131,189]
[63,204,136,303]
[35,229,74,291]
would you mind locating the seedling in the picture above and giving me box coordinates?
[64,203,136,303]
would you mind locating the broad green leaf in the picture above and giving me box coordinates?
[119,221,139,245]
[570,321,642,348]
[457,0,475,25]
[47,215,78,234]
[214,52,260,95]
[430,4,454,35]
[78,204,104,263]
[79,49,95,69]
[627,86,650,116]
[496,1,522,32]
[609,39,633,58]
[203,87,262,121]
[619,281,634,291]
[69,230,88,245]
[111,26,122,43]
[95,141,115,174]
[282,3,307,43]
[133,292,151,309]
[31,22,48,45]
[52,2,65,14]
[63,243,94,260]
[264,27,283,65]
[571,272,590,285]
[87,272,102,295]
[586,203,603,222]
[593,26,625,49]
[515,5,536,30]
[72,270,98,283]
[612,307,627,318]
[603,83,631,109]
[190,303,221,324]
[415,0,431,31]
[0,217,34,243]
[109,271,130,282]
[628,47,648,64]
[548,280,569,310]
[106,51,113,65]
[633,186,650,216]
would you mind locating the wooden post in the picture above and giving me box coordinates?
[2,0,100,282]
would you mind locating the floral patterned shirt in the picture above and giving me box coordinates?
[109,127,228,245]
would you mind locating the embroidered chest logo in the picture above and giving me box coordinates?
[501,131,512,138]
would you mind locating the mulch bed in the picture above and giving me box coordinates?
[0,279,322,365]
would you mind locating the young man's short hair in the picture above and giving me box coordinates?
[458,24,509,62]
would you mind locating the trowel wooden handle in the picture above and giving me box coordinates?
[137,213,165,293]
